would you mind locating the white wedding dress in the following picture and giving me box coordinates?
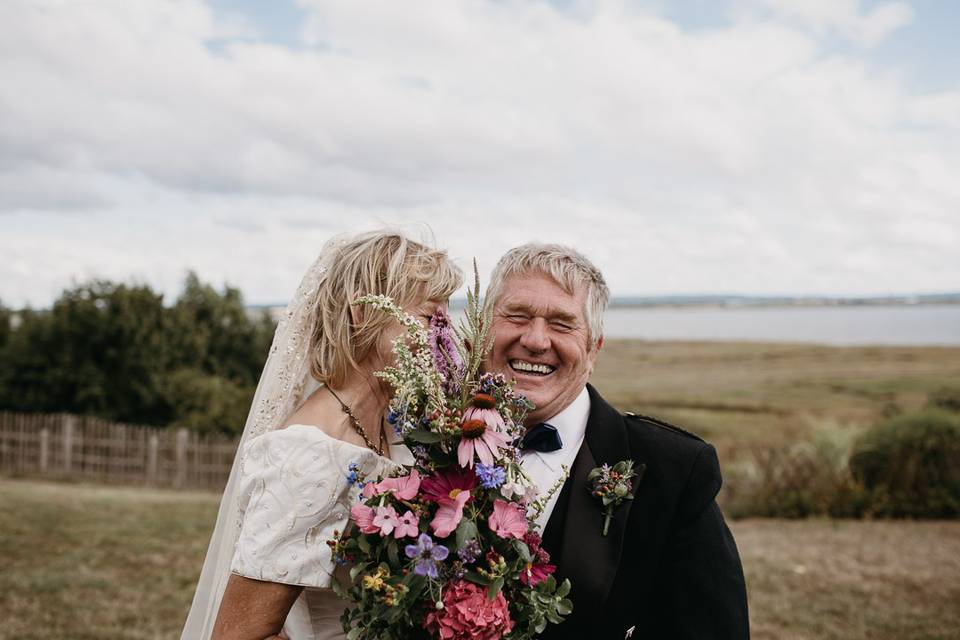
[182,243,405,639]
[230,424,400,640]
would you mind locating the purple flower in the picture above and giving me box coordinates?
[457,538,481,565]
[475,463,506,489]
[405,533,449,579]
[429,308,463,394]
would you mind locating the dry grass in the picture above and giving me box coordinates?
[2,479,959,639]
[732,519,960,640]
[3,342,960,638]
[0,479,217,640]
[592,340,960,453]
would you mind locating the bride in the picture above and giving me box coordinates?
[181,230,462,639]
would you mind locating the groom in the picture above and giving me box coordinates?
[486,244,749,639]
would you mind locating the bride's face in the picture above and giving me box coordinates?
[368,298,447,372]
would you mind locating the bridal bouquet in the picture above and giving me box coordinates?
[328,269,572,640]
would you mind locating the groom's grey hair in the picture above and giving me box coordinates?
[487,243,610,344]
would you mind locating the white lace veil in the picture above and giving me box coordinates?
[181,250,332,639]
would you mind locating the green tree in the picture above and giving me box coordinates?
[0,274,275,433]
[167,273,271,386]
[0,300,10,349]
[41,281,171,424]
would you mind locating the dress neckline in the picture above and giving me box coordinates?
[279,423,397,462]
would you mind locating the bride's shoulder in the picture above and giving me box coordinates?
[243,423,374,457]
[237,425,388,485]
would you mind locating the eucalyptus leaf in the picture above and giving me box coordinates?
[455,519,479,550]
[487,577,504,601]
[350,562,370,582]
[357,535,371,554]
[406,429,443,444]
[512,539,532,563]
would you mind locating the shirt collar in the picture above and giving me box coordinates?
[528,386,590,471]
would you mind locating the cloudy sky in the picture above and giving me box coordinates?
[2,0,958,307]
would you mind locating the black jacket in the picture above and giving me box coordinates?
[538,385,749,640]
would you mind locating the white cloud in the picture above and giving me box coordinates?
[747,0,913,46]
[0,0,957,307]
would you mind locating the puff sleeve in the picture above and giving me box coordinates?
[229,426,392,587]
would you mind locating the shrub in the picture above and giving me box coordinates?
[724,422,865,519]
[926,387,960,414]
[849,409,960,518]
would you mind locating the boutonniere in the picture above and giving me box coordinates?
[587,460,644,536]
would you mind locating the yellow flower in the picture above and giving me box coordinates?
[362,566,390,591]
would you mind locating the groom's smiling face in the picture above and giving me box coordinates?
[489,270,603,427]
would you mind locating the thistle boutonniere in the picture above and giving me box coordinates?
[587,460,643,536]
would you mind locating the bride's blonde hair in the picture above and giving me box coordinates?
[308,229,462,388]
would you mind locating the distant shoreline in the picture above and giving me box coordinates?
[248,294,960,313]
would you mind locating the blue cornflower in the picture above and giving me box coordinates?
[411,445,429,460]
[475,463,506,490]
[345,462,361,486]
[457,538,481,565]
[386,410,400,425]
[404,533,449,579]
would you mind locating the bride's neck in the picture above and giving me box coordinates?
[327,369,391,437]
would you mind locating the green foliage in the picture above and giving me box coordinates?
[728,410,960,520]
[725,422,865,519]
[0,300,10,349]
[0,273,275,434]
[849,409,960,518]
[163,368,255,435]
[926,386,960,414]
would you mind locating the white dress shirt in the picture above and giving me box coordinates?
[521,386,591,532]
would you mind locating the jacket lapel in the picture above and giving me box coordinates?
[545,384,644,619]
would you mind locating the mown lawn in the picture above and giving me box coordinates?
[1,479,958,639]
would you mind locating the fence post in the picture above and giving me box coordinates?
[63,414,76,475]
[147,433,159,486]
[39,428,50,474]
[174,428,189,489]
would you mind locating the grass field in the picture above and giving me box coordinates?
[3,341,960,639]
[1,480,959,639]
[592,340,960,453]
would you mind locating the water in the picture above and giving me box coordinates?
[601,304,960,346]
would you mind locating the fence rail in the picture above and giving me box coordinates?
[0,412,239,491]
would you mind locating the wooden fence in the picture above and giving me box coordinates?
[0,412,239,491]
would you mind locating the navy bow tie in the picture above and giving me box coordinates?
[521,423,563,453]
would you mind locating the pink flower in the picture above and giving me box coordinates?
[519,559,556,586]
[424,580,514,640]
[456,395,512,469]
[362,469,422,500]
[457,419,511,468]
[487,499,528,539]
[350,503,380,534]
[394,510,420,539]
[421,468,478,503]
[430,489,472,538]
[372,505,400,537]
[462,395,506,431]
